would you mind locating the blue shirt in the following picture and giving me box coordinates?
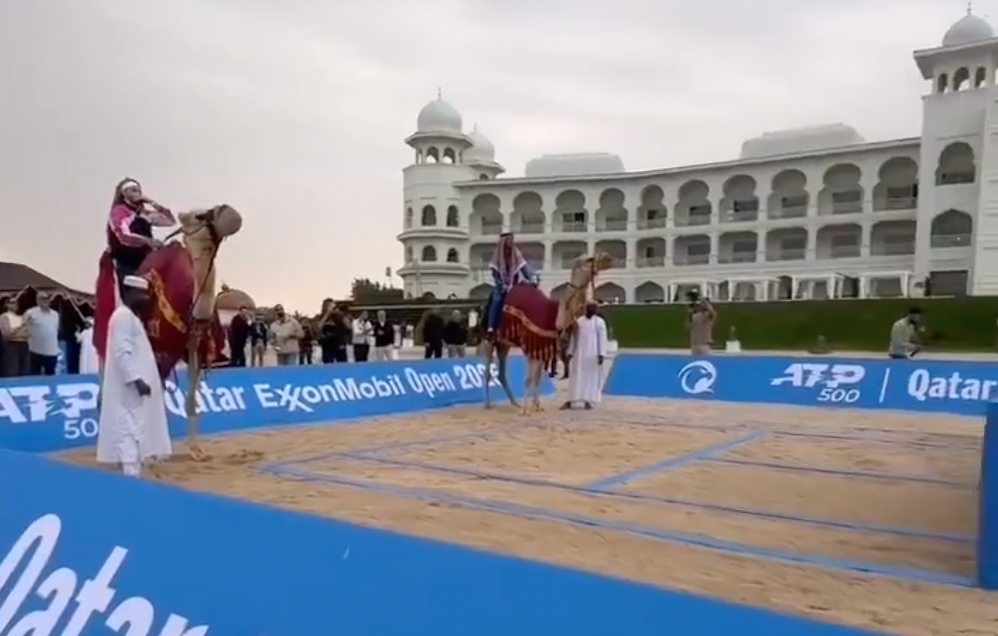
[23,307,61,356]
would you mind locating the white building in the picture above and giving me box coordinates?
[397,13,997,304]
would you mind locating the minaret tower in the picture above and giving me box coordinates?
[912,8,997,294]
[397,92,475,298]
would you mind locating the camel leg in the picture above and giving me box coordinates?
[185,333,208,461]
[532,359,544,412]
[498,345,518,407]
[520,356,532,417]
[482,340,493,409]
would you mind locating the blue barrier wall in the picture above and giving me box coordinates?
[605,353,998,416]
[0,448,893,635]
[980,402,998,589]
[0,358,545,454]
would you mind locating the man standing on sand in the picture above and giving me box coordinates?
[561,301,608,410]
[96,275,171,478]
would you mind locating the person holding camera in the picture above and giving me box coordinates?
[686,290,716,355]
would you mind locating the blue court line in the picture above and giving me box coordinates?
[585,430,768,490]
[706,457,975,490]
[281,450,971,544]
[264,463,974,588]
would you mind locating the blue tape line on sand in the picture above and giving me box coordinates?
[313,451,972,543]
[707,457,973,489]
[585,430,768,490]
[265,463,974,588]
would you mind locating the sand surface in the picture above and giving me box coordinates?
[60,396,998,636]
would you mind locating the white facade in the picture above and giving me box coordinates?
[398,13,994,303]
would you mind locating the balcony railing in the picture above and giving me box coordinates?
[722,211,759,223]
[830,201,862,215]
[597,219,628,232]
[766,248,806,261]
[637,217,667,230]
[717,251,757,264]
[673,253,711,266]
[480,224,503,235]
[516,223,545,234]
[675,215,712,227]
[559,221,588,233]
[769,206,808,219]
[558,257,585,269]
[636,255,666,268]
[930,233,972,248]
[527,260,545,271]
[872,242,915,256]
[828,244,861,258]
[937,171,975,185]
[874,196,917,211]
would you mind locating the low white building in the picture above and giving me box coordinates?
[397,12,997,303]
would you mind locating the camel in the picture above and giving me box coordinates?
[137,205,242,460]
[481,253,613,415]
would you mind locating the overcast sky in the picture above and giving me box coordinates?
[0,0,976,310]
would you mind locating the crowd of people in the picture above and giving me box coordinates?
[0,290,95,378]
[224,303,479,366]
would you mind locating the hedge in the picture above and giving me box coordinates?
[602,298,998,351]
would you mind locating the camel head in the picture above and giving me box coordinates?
[177,204,243,257]
[557,252,615,328]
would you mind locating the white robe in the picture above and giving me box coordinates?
[77,325,100,375]
[96,306,172,465]
[568,315,608,405]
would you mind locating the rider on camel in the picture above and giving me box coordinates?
[485,232,538,339]
[95,178,176,361]
[105,178,176,295]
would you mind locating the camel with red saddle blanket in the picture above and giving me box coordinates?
[96,206,242,460]
[482,252,613,415]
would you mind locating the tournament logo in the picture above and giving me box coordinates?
[677,360,717,395]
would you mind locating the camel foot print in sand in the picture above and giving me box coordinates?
[188,445,211,462]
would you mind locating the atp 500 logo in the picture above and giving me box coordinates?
[0,382,100,440]
[770,363,866,404]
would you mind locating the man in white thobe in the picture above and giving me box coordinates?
[562,302,608,410]
[96,275,171,477]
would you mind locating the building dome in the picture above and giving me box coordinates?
[464,128,495,164]
[416,97,463,134]
[943,13,994,47]
[524,153,625,178]
[216,284,256,311]
[739,124,865,159]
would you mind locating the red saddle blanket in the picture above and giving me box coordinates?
[94,243,226,379]
[498,284,560,363]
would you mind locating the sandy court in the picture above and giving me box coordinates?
[59,397,998,636]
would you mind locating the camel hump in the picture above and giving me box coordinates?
[504,284,559,333]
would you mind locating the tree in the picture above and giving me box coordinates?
[351,278,403,303]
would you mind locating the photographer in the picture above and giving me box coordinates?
[686,290,716,355]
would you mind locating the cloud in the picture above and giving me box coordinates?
[0,0,976,309]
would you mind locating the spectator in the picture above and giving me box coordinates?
[249,314,269,367]
[351,311,372,362]
[422,308,445,359]
[299,320,315,365]
[372,310,394,361]
[24,291,61,376]
[318,300,349,363]
[889,307,922,359]
[686,292,716,355]
[269,305,303,366]
[0,297,29,377]
[228,306,251,367]
[443,310,468,358]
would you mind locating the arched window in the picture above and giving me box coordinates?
[421,246,437,262]
[446,205,459,227]
[446,248,459,262]
[405,207,414,228]
[479,174,489,180]
[936,142,976,185]
[954,67,970,91]
[421,205,437,226]
[937,73,949,94]
[976,67,988,88]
